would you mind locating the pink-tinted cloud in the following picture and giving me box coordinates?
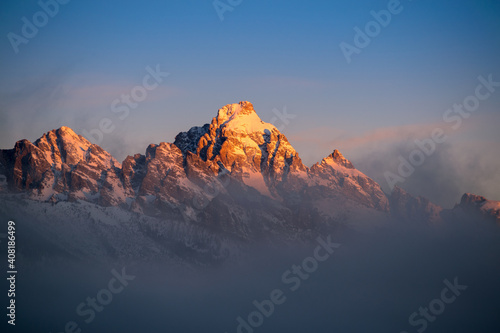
[288,120,485,155]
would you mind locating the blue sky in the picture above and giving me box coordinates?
[1,0,499,206]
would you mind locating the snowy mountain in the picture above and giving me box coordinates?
[0,101,498,262]
[450,193,500,222]
[0,126,125,205]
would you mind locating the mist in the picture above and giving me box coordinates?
[5,215,500,333]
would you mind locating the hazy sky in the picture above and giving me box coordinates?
[0,0,499,207]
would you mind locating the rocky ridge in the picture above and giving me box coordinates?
[1,101,498,243]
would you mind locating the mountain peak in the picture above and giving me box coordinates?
[216,101,255,121]
[173,101,305,197]
[455,193,500,222]
[36,126,90,147]
[212,101,275,135]
[33,126,93,164]
[58,125,76,134]
[460,193,487,206]
[29,126,120,169]
[323,149,354,169]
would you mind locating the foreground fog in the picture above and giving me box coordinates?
[5,216,500,333]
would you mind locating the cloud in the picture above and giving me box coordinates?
[348,132,500,208]
[289,116,500,207]
[290,122,455,153]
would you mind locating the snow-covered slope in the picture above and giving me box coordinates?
[309,149,390,214]
[0,194,240,266]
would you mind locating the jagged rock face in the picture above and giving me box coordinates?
[460,193,487,206]
[123,142,213,216]
[173,125,210,157]
[172,102,391,224]
[330,149,354,169]
[2,101,470,235]
[452,193,500,222]
[389,186,443,223]
[34,126,118,169]
[309,150,390,212]
[174,101,307,197]
[2,139,52,191]
[0,127,125,206]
